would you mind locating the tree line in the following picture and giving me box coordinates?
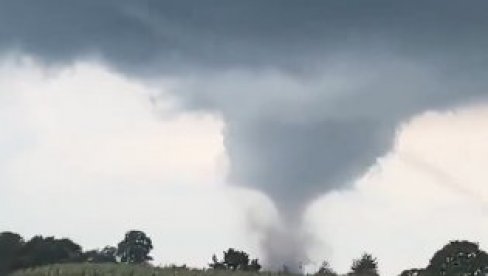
[0,230,154,274]
[1,230,488,275]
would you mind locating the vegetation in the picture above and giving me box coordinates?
[399,240,488,276]
[117,230,153,264]
[315,261,337,276]
[3,229,488,276]
[83,246,117,263]
[10,263,266,276]
[0,230,142,274]
[0,232,24,275]
[209,248,261,272]
[348,253,379,276]
[0,232,84,273]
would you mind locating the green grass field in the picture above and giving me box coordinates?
[10,263,289,276]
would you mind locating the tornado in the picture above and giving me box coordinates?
[1,0,488,270]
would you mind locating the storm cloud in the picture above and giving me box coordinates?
[1,0,488,268]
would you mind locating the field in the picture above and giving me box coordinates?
[10,263,288,276]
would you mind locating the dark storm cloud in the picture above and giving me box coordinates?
[2,0,488,268]
[2,1,488,72]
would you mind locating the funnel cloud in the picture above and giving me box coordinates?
[1,0,488,269]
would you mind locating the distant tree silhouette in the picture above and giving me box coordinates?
[209,248,261,271]
[224,248,249,270]
[398,240,488,276]
[247,258,262,272]
[83,246,117,263]
[425,240,488,276]
[11,230,488,276]
[398,268,427,276]
[349,253,379,276]
[15,236,82,268]
[117,230,153,264]
[315,261,338,276]
[209,254,227,270]
[0,232,24,274]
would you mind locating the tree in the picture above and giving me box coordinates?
[224,248,249,270]
[315,261,338,276]
[99,246,117,262]
[349,253,379,276]
[425,240,488,276]
[83,246,117,263]
[117,230,153,264]
[0,232,24,274]
[16,236,82,269]
[247,258,262,272]
[209,254,226,270]
[209,248,261,272]
[398,268,427,276]
[398,240,488,276]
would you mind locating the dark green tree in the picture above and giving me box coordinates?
[0,232,24,274]
[209,248,261,271]
[349,253,379,276]
[425,240,488,276]
[223,248,249,270]
[398,268,428,276]
[16,236,82,268]
[83,246,117,263]
[117,230,153,264]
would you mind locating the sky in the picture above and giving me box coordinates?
[2,1,488,275]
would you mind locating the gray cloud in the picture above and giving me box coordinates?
[2,1,488,72]
[2,0,488,269]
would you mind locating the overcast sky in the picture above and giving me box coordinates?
[2,1,488,275]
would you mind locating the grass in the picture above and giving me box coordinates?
[10,263,290,276]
